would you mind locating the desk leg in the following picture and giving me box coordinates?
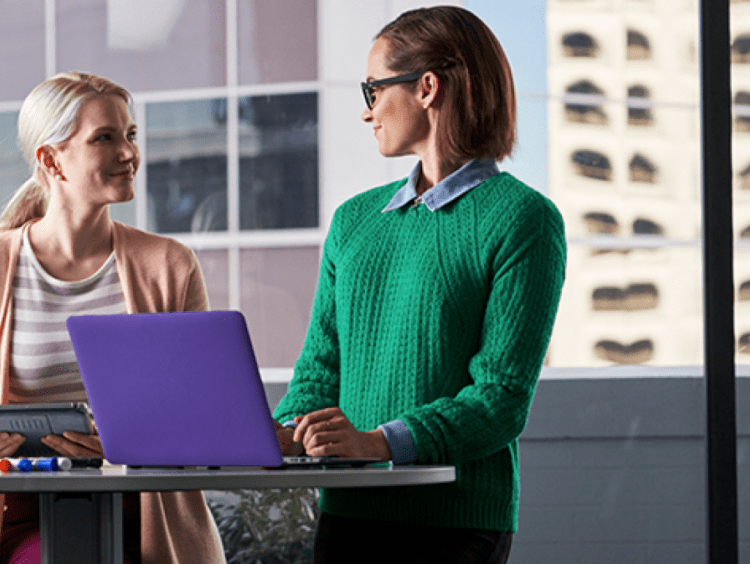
[39,492,123,564]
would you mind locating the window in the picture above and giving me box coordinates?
[0,111,26,209]
[738,332,750,353]
[56,0,227,91]
[146,99,228,234]
[469,2,742,561]
[739,163,750,190]
[632,217,664,235]
[572,149,612,180]
[739,279,750,301]
[0,1,45,101]
[629,153,658,183]
[627,85,653,126]
[583,212,619,234]
[565,80,608,125]
[594,338,654,363]
[238,93,318,230]
[592,283,659,311]
[732,34,750,64]
[562,32,598,57]
[238,0,317,84]
[734,91,750,132]
[627,29,651,60]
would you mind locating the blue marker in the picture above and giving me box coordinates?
[30,458,59,471]
[5,458,33,472]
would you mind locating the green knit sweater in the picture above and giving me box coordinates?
[274,171,566,532]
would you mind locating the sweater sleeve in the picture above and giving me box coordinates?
[182,250,210,313]
[401,194,567,464]
[273,215,341,422]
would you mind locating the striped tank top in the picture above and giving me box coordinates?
[8,226,127,403]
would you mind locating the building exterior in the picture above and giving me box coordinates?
[546,0,707,367]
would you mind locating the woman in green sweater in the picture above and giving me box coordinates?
[274,6,566,563]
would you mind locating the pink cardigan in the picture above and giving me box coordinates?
[0,221,225,564]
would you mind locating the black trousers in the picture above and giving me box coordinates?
[313,512,513,564]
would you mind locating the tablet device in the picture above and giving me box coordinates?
[0,402,93,457]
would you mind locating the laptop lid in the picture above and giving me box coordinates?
[66,310,283,467]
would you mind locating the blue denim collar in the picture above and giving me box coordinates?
[382,158,500,213]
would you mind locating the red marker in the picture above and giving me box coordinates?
[0,459,12,472]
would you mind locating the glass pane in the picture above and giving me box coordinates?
[239,93,318,230]
[238,0,318,84]
[733,3,750,559]
[194,249,229,310]
[547,99,702,368]
[146,98,227,234]
[56,0,226,92]
[468,0,706,561]
[240,247,319,368]
[0,112,27,210]
[0,0,45,101]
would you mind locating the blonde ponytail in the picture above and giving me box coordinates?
[0,176,48,231]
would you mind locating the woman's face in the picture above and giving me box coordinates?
[49,93,139,208]
[361,38,430,158]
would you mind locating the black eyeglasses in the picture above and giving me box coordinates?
[361,72,424,109]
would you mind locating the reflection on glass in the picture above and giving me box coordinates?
[238,0,317,84]
[0,112,27,210]
[146,99,227,233]
[240,247,319,367]
[239,93,318,230]
[56,0,226,92]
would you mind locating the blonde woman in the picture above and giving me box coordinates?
[0,72,224,564]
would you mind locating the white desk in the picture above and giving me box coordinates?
[0,464,456,563]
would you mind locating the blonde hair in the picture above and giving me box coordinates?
[0,72,132,231]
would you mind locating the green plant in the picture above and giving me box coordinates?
[207,488,320,564]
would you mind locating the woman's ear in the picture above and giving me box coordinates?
[36,146,61,179]
[419,72,441,109]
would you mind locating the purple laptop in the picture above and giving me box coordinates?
[66,310,283,467]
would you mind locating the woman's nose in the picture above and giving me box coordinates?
[361,107,373,122]
[119,139,138,161]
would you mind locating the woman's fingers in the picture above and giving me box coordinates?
[41,431,103,457]
[0,432,25,457]
[292,409,390,460]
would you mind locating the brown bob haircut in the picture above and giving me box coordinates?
[376,6,517,163]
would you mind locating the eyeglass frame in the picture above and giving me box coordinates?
[361,72,425,110]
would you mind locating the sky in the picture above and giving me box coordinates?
[465,0,549,193]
